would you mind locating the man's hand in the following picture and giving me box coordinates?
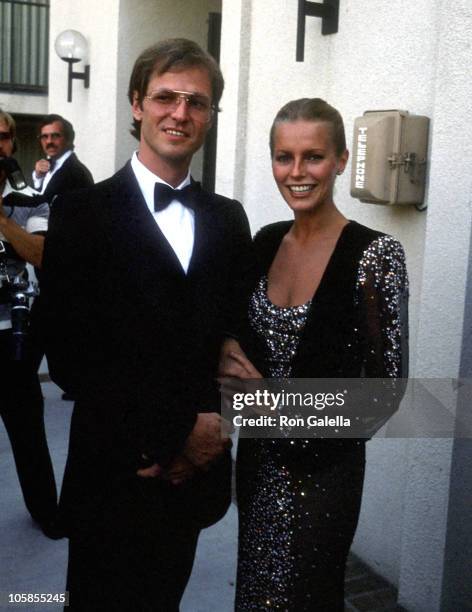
[136,455,196,485]
[136,411,233,480]
[183,412,232,470]
[136,455,197,485]
[34,159,51,178]
[161,455,196,485]
[136,462,162,478]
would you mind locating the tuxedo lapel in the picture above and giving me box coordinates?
[112,163,187,278]
[187,182,218,277]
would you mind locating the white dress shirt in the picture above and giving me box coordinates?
[130,152,195,273]
[32,149,73,194]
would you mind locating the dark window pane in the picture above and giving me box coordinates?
[0,0,49,93]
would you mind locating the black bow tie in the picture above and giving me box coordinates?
[153,182,198,212]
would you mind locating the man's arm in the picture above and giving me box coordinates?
[0,195,45,267]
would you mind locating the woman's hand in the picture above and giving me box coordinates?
[219,339,265,419]
[226,350,263,379]
[219,338,263,379]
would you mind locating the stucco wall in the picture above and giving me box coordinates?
[396,1,472,608]
[48,0,120,182]
[218,0,472,607]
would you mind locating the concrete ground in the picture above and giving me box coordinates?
[0,381,237,612]
[0,381,402,612]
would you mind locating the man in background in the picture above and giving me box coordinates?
[0,109,59,539]
[33,114,93,199]
[33,114,94,400]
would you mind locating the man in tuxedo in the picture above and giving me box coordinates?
[41,39,253,610]
[0,110,59,538]
[33,114,93,199]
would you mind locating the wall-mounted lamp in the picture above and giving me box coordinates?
[296,0,340,61]
[54,30,90,103]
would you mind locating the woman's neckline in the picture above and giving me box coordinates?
[265,220,353,308]
[261,275,312,311]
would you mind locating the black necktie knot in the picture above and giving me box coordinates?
[153,182,198,212]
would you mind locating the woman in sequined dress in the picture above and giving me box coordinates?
[220,98,409,611]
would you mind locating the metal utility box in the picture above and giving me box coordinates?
[350,110,429,206]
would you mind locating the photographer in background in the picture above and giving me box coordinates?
[0,109,60,539]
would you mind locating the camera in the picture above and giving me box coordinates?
[0,157,49,210]
[0,156,27,191]
[0,240,38,360]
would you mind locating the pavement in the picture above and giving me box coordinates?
[0,381,238,612]
[0,381,403,611]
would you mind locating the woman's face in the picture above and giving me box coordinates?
[271,120,348,214]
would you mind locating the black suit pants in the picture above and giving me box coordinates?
[0,329,57,523]
[65,474,200,611]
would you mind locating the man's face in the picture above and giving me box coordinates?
[0,119,14,185]
[39,120,69,159]
[132,65,213,177]
[0,120,14,159]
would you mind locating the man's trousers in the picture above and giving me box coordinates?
[0,329,57,524]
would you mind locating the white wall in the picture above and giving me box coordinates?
[218,0,472,608]
[396,1,472,608]
[49,0,120,182]
[216,0,252,200]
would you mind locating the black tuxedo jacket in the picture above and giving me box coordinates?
[41,162,253,530]
[41,152,93,199]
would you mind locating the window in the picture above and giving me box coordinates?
[0,0,49,93]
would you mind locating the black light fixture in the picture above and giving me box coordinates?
[296,0,340,61]
[54,30,90,102]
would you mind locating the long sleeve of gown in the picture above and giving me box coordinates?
[354,235,409,433]
[356,235,409,378]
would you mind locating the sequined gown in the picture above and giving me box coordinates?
[235,221,408,611]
